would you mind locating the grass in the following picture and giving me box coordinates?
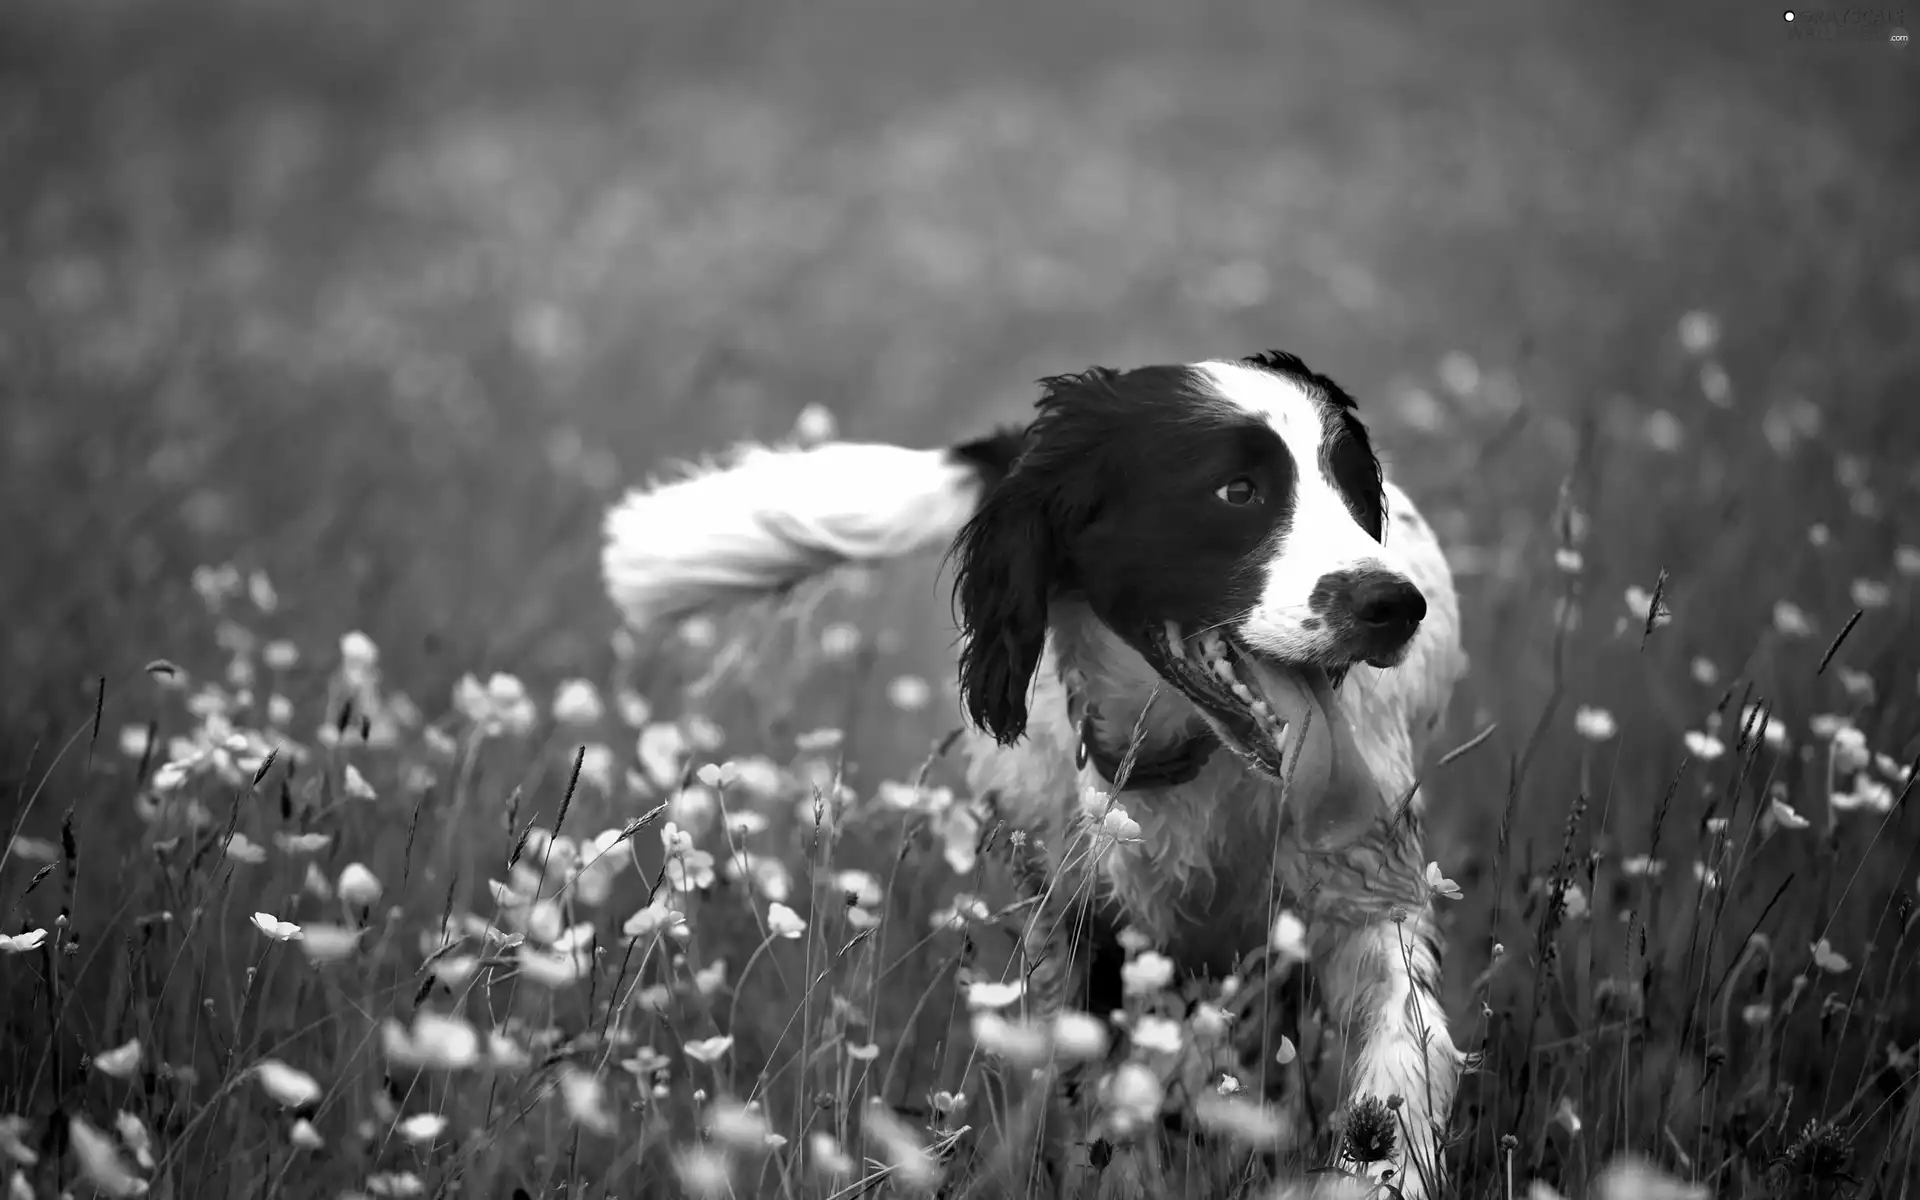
[4,0,1920,1196]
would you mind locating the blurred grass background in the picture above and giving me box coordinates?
[4,0,1920,1191]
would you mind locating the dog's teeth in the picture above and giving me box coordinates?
[1249,699,1270,719]
[1212,658,1236,685]
[1164,620,1184,653]
[1230,681,1256,705]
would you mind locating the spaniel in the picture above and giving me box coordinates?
[604,352,1469,1197]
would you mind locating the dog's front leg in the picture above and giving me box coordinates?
[1306,827,1463,1200]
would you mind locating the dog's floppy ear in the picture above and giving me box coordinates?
[949,478,1057,744]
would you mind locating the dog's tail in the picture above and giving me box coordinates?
[602,428,1025,632]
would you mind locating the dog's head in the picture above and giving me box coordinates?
[950,352,1425,784]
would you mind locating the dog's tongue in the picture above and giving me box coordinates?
[1239,659,1390,849]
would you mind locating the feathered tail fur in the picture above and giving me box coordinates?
[602,430,1024,633]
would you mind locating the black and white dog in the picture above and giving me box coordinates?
[604,352,1468,1196]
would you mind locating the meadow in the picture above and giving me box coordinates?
[3,0,1919,1196]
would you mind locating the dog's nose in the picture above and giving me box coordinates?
[1349,572,1427,635]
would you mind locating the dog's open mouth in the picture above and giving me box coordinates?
[1137,620,1347,784]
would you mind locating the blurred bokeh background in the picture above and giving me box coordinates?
[4,0,1919,908]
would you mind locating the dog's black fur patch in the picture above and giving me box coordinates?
[949,360,1385,744]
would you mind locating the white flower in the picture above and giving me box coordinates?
[68,1115,145,1199]
[682,1035,734,1064]
[551,679,605,725]
[1831,726,1871,774]
[1764,797,1810,833]
[1102,1063,1164,1136]
[1426,861,1464,901]
[1811,939,1851,974]
[1772,601,1813,637]
[1096,803,1143,846]
[622,896,689,941]
[0,929,49,954]
[251,912,302,942]
[969,1012,1052,1067]
[1683,731,1725,761]
[833,869,883,909]
[298,923,362,964]
[886,675,932,712]
[224,832,268,865]
[1130,1015,1183,1055]
[254,1059,323,1107]
[1573,706,1617,742]
[383,1012,482,1070]
[964,978,1026,1011]
[1191,1093,1290,1148]
[91,1038,142,1079]
[766,903,807,939]
[337,863,383,907]
[1051,1011,1111,1062]
[341,764,376,802]
[1121,951,1175,996]
[397,1113,448,1144]
[1269,911,1309,962]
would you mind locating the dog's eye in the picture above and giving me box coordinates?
[1215,477,1260,506]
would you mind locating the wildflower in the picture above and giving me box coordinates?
[1102,1064,1165,1137]
[1832,775,1894,813]
[1852,578,1891,609]
[68,1115,145,1198]
[863,1102,941,1190]
[666,784,717,836]
[693,959,728,995]
[1131,1015,1183,1055]
[551,679,605,725]
[1425,861,1464,901]
[340,764,376,802]
[930,893,989,931]
[1086,799,1141,845]
[1554,547,1584,573]
[1573,706,1617,741]
[1830,726,1871,773]
[273,832,331,855]
[0,930,48,954]
[337,863,383,907]
[0,1116,35,1165]
[1623,585,1671,628]
[846,1042,881,1062]
[289,1119,324,1150]
[251,913,302,942]
[1699,361,1733,406]
[1810,939,1851,974]
[1763,796,1811,834]
[810,1131,855,1177]
[622,896,689,941]
[1593,1154,1710,1199]
[1772,601,1813,637]
[1270,911,1310,961]
[970,1012,1052,1067]
[452,672,539,738]
[488,1030,532,1071]
[1739,704,1790,751]
[1683,731,1724,760]
[92,1039,142,1080]
[1121,951,1175,996]
[818,622,862,659]
[707,1099,774,1151]
[366,1171,426,1197]
[1690,656,1719,686]
[1694,862,1721,889]
[661,824,715,891]
[725,851,793,902]
[1052,1011,1111,1062]
[682,1036,734,1065]
[1559,883,1590,921]
[1838,667,1876,704]
[1274,1036,1299,1065]
[834,869,884,910]
[299,923,362,965]
[932,798,984,874]
[517,944,591,989]
[224,832,268,865]
[383,1013,481,1070]
[397,1113,447,1144]
[886,675,932,711]
[1677,310,1720,354]
[766,903,807,939]
[1341,1095,1397,1165]
[1552,1096,1582,1135]
[254,1059,323,1108]
[1192,1094,1291,1148]
[112,1112,154,1172]
[964,978,1026,1011]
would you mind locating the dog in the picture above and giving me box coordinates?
[603,352,1469,1197]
